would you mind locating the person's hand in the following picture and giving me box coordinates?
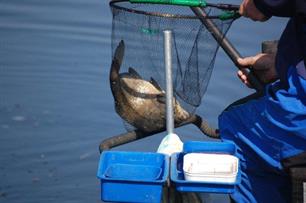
[239,0,270,21]
[237,53,278,88]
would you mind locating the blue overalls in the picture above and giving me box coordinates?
[218,9,306,203]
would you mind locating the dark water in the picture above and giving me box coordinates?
[0,0,286,202]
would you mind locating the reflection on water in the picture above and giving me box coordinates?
[0,0,286,202]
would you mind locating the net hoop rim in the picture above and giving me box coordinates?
[110,0,217,19]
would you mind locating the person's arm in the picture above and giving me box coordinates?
[239,0,296,21]
[253,0,295,18]
[237,0,294,88]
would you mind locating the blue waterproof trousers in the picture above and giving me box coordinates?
[219,65,306,203]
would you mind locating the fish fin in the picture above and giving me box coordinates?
[128,67,142,79]
[150,77,163,92]
[156,93,166,104]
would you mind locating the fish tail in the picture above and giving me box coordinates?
[110,40,125,83]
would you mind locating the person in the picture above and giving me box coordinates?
[218,0,306,202]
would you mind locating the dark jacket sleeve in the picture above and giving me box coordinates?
[253,0,295,17]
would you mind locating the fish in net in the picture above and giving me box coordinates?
[108,0,236,132]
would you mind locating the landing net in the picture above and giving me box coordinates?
[110,0,236,131]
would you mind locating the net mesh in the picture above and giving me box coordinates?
[110,0,235,131]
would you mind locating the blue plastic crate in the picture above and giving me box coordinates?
[170,141,241,193]
[97,151,169,203]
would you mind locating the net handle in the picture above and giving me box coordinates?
[191,7,264,92]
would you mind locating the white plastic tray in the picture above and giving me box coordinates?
[183,153,239,183]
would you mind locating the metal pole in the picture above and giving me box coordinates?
[164,30,174,135]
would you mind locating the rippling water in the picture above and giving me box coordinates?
[0,0,286,202]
